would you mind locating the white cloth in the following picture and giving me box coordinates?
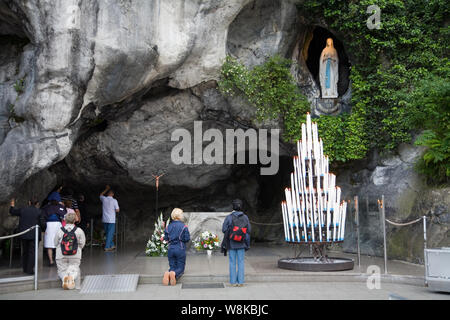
[100,195,119,223]
[44,221,62,248]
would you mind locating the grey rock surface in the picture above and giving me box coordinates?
[0,1,446,266]
[340,142,449,262]
[183,212,229,251]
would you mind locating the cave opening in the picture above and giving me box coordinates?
[45,149,293,244]
[305,26,351,97]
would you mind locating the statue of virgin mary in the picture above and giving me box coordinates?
[319,38,339,98]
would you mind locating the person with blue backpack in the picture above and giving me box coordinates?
[222,199,251,287]
[162,208,190,286]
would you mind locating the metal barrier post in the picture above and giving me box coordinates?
[355,196,361,268]
[121,214,125,249]
[115,216,118,250]
[9,237,13,268]
[381,195,388,274]
[423,216,427,249]
[90,218,94,249]
[34,225,39,290]
[423,215,428,286]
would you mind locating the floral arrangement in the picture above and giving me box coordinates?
[193,231,220,251]
[145,213,170,257]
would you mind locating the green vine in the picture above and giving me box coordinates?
[297,0,449,181]
[13,78,25,94]
[219,0,449,181]
[218,55,366,162]
[9,77,26,124]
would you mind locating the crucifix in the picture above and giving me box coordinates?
[151,172,166,217]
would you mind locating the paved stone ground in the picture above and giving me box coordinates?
[2,243,448,300]
[1,281,449,300]
[0,243,427,280]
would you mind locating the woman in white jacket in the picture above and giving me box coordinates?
[54,211,86,290]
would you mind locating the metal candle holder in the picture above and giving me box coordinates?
[278,113,353,271]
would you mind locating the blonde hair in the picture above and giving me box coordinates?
[65,212,77,224]
[171,208,184,221]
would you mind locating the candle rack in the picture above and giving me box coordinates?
[278,113,354,271]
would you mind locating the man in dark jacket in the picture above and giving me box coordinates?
[9,198,42,274]
[222,199,251,287]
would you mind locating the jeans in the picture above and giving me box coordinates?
[168,246,186,279]
[228,248,245,284]
[103,223,115,249]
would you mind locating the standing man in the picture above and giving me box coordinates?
[222,199,251,287]
[9,198,43,274]
[99,185,119,252]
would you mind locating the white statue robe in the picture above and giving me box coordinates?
[319,48,339,98]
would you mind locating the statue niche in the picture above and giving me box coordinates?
[319,38,339,99]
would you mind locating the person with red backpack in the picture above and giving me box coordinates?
[222,199,251,287]
[54,211,86,290]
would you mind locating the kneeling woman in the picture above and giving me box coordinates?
[55,212,86,290]
[163,208,190,286]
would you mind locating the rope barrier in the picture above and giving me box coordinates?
[385,217,423,226]
[249,220,283,226]
[0,225,37,240]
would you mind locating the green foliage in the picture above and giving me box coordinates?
[219,55,367,162]
[219,55,310,132]
[219,1,449,176]
[9,78,26,124]
[415,130,450,183]
[410,69,450,183]
[13,78,24,94]
[297,0,449,181]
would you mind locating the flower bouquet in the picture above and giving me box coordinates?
[193,231,220,255]
[145,213,170,257]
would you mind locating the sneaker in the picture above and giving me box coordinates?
[67,276,75,290]
[169,271,176,286]
[237,284,244,287]
[62,276,69,290]
[231,284,238,287]
[162,271,170,286]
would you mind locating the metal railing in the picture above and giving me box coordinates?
[347,195,427,274]
[376,194,427,275]
[88,213,126,250]
[0,225,39,290]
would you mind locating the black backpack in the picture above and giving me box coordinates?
[229,214,248,242]
[60,226,78,255]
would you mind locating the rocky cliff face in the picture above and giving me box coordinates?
[339,142,450,263]
[0,0,447,262]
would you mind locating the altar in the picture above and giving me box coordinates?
[183,212,230,251]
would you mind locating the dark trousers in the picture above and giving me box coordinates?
[168,247,186,279]
[21,239,36,274]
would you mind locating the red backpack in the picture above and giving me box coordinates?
[60,226,78,255]
[229,215,248,242]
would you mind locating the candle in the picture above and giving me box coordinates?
[281,202,289,241]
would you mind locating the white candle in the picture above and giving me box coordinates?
[281,202,289,241]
